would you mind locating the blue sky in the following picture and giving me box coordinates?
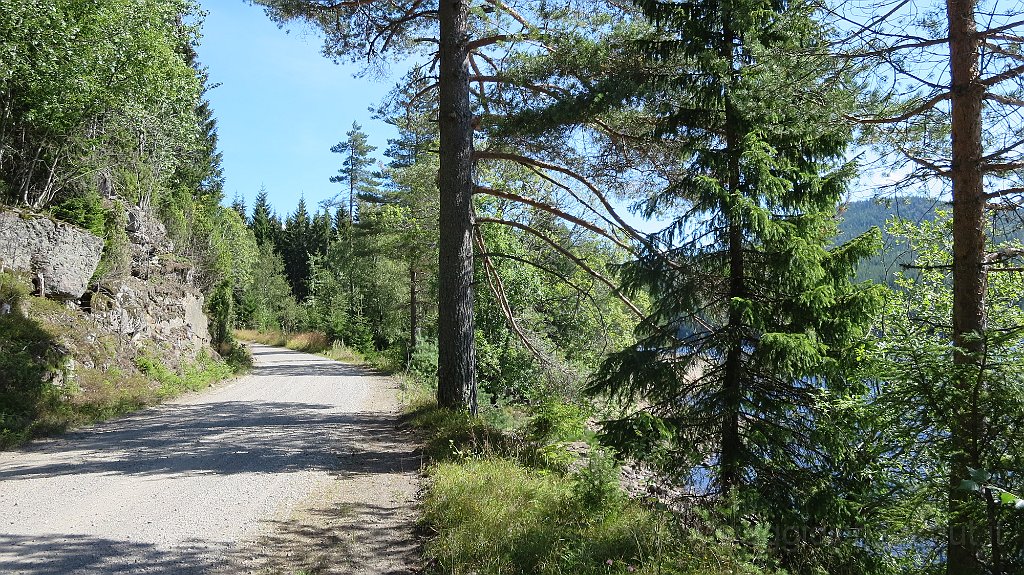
[196,0,400,216]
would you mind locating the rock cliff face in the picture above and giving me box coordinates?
[89,206,211,358]
[1,206,211,361]
[0,211,104,300]
[87,277,210,357]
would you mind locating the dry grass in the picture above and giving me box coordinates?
[234,330,365,364]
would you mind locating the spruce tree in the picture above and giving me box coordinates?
[283,197,313,300]
[583,0,882,567]
[250,189,277,247]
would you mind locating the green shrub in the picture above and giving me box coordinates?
[207,280,234,347]
[408,339,439,383]
[94,204,130,280]
[527,399,589,444]
[49,190,106,236]
[0,271,30,307]
[136,351,233,398]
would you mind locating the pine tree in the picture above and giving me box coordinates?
[329,122,380,225]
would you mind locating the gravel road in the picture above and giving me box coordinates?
[0,343,420,575]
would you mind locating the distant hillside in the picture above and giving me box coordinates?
[836,195,1024,284]
[836,196,943,284]
[837,196,942,244]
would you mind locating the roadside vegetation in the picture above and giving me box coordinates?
[0,271,248,450]
[406,386,784,575]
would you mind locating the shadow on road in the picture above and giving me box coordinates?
[0,533,219,575]
[218,501,419,575]
[0,399,418,481]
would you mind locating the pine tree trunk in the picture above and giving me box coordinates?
[436,0,478,414]
[947,0,986,572]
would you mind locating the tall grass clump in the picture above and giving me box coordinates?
[413,399,787,575]
[422,457,679,575]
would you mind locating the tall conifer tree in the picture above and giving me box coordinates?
[250,189,278,247]
[585,0,882,566]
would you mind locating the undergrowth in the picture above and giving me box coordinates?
[410,396,783,575]
[136,351,236,399]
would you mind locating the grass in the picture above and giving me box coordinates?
[410,397,782,575]
[422,457,681,575]
[411,401,691,575]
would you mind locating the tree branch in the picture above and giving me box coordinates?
[467,34,522,51]
[475,251,603,309]
[983,161,1024,173]
[845,91,949,125]
[982,63,1024,87]
[474,150,648,243]
[473,184,636,253]
[983,187,1024,201]
[476,217,645,318]
[474,229,553,366]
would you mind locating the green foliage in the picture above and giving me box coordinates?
[527,399,589,444]
[207,280,234,347]
[136,351,234,399]
[0,0,204,210]
[0,289,58,447]
[48,190,106,236]
[408,339,439,384]
[415,402,786,575]
[861,213,1024,573]
[236,242,301,331]
[0,271,30,307]
[93,203,131,281]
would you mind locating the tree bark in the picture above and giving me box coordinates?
[436,0,478,414]
[946,0,986,572]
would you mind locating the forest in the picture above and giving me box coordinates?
[1,0,1022,573]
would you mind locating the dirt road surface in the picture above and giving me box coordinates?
[0,344,420,575]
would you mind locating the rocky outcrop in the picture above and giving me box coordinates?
[86,277,210,358]
[0,211,103,300]
[83,205,209,358]
[1,204,211,360]
[125,206,179,280]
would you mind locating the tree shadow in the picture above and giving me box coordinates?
[0,533,219,575]
[0,400,419,480]
[218,501,420,575]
